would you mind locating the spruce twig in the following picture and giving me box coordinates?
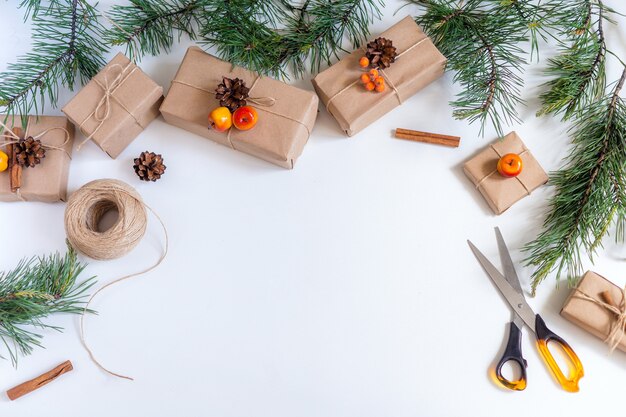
[0,245,96,365]
[525,68,626,295]
[0,0,106,128]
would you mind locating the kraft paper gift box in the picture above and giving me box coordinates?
[463,131,548,215]
[561,271,626,353]
[62,53,163,159]
[311,16,446,136]
[160,46,319,169]
[0,115,74,202]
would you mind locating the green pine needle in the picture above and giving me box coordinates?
[0,245,97,366]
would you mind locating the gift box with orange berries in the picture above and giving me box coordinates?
[160,47,318,169]
[311,16,446,136]
[463,131,548,215]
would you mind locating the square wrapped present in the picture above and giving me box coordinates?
[311,16,446,136]
[1,115,74,202]
[62,53,163,158]
[160,47,318,169]
[561,271,626,353]
[463,131,548,215]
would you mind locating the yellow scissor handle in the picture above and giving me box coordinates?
[535,314,584,393]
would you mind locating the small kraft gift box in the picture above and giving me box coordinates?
[62,53,163,159]
[160,46,319,169]
[0,115,74,202]
[561,271,626,353]
[463,131,548,215]
[311,16,446,136]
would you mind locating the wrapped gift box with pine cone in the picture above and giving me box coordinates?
[1,115,74,202]
[312,16,447,136]
[62,53,163,159]
[160,46,319,169]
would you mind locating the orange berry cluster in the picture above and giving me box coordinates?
[359,66,385,93]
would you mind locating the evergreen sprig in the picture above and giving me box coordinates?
[525,69,626,295]
[411,0,527,136]
[537,0,609,120]
[0,0,107,128]
[0,245,96,365]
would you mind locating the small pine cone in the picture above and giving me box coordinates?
[15,136,46,168]
[133,151,166,182]
[215,76,250,112]
[365,37,398,69]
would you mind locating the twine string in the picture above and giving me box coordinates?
[76,62,141,150]
[325,37,429,113]
[474,146,530,193]
[574,287,626,352]
[65,179,168,380]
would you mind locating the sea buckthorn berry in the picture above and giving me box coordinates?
[375,84,385,93]
[360,73,371,84]
[359,56,370,68]
[374,76,385,87]
[365,81,375,91]
[369,69,379,78]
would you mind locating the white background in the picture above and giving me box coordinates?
[1,0,626,415]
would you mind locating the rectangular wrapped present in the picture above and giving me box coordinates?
[463,131,548,215]
[561,271,626,353]
[1,115,74,202]
[160,47,318,169]
[62,53,163,159]
[311,16,446,136]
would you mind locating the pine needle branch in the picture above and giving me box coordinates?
[525,68,626,295]
[0,0,106,128]
[0,245,97,366]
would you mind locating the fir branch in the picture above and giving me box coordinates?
[411,0,527,136]
[0,0,106,128]
[537,0,609,120]
[103,0,211,61]
[525,68,626,295]
[0,245,96,365]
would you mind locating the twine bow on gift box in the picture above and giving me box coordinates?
[0,118,71,201]
[474,145,531,194]
[574,286,626,352]
[76,62,140,150]
[171,75,311,150]
[324,37,429,112]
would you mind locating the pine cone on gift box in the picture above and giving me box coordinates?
[15,137,46,168]
[365,37,398,69]
[133,151,166,182]
[215,77,250,112]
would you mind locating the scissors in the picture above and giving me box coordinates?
[467,227,584,392]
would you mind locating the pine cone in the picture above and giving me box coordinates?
[15,137,46,168]
[133,151,166,182]
[215,77,250,112]
[365,37,398,69]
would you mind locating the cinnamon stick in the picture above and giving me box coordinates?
[7,360,73,401]
[394,128,460,148]
[8,127,22,193]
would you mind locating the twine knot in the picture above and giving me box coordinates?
[574,286,626,353]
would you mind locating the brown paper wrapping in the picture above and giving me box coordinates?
[0,115,74,202]
[463,131,548,215]
[62,53,163,159]
[561,271,626,353]
[160,47,318,169]
[311,16,446,136]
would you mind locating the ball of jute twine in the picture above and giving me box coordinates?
[65,179,168,381]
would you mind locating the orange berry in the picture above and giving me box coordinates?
[374,76,385,86]
[375,84,385,93]
[365,81,375,91]
[359,56,370,68]
[369,69,379,78]
[360,73,371,84]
